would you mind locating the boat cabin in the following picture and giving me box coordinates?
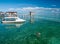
[3,17,17,21]
[5,12,17,17]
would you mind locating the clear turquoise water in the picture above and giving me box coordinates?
[0,17,60,44]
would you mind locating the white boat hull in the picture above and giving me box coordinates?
[2,20,25,24]
[2,17,26,24]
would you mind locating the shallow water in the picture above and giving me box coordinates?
[0,18,60,44]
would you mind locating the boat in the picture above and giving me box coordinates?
[2,12,26,24]
[2,17,26,24]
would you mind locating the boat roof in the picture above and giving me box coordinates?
[6,12,17,13]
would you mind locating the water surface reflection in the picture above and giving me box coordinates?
[3,23,24,29]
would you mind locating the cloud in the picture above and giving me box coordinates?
[6,7,60,13]
[15,7,44,11]
[8,8,15,11]
[7,7,40,11]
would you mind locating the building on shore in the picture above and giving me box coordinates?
[0,12,5,18]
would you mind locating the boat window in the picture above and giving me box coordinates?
[3,18,16,21]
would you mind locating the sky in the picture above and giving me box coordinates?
[0,0,60,11]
